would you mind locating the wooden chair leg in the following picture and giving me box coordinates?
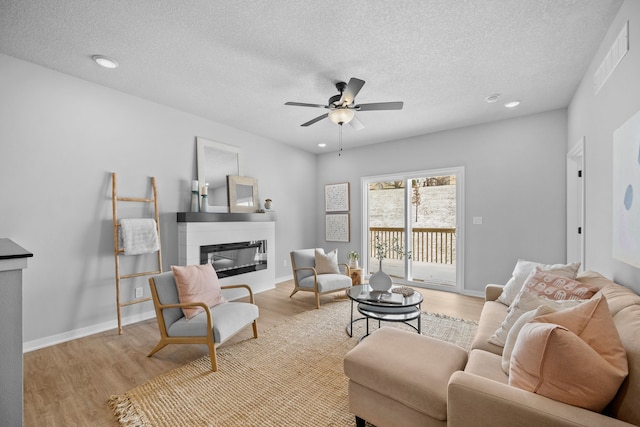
[289,287,299,297]
[147,339,168,357]
[356,416,366,427]
[315,292,320,309]
[207,341,218,372]
[252,320,259,338]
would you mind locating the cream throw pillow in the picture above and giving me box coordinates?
[501,304,556,374]
[489,289,585,347]
[314,248,340,274]
[509,296,628,412]
[171,264,227,320]
[496,260,580,306]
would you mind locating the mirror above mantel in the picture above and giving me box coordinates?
[196,137,243,212]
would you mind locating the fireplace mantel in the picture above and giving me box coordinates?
[177,212,277,223]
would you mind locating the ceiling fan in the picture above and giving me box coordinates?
[284,77,403,130]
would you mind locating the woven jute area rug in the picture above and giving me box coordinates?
[109,300,477,427]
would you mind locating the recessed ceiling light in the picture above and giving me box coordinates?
[318,143,327,148]
[92,55,119,69]
[485,94,500,103]
[505,101,520,108]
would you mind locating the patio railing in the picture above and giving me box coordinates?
[369,227,456,264]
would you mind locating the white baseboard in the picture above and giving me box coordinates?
[460,289,484,298]
[275,274,293,283]
[23,281,288,353]
[23,310,157,353]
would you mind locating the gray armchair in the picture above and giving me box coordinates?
[147,271,259,371]
[290,248,352,308]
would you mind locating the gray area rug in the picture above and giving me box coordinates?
[109,300,477,426]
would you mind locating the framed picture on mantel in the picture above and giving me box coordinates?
[325,182,350,212]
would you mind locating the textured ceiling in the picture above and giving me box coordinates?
[0,0,623,153]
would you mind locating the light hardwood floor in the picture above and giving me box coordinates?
[23,280,484,426]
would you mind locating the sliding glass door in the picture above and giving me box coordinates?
[363,167,464,291]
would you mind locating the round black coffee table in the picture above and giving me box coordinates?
[346,284,424,340]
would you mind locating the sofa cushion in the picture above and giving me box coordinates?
[578,271,640,316]
[465,349,509,385]
[171,264,226,320]
[509,297,628,412]
[471,300,508,355]
[497,260,580,306]
[344,327,468,421]
[501,304,556,374]
[608,304,640,425]
[314,248,340,274]
[489,289,584,347]
[523,268,599,301]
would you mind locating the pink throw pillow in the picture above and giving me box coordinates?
[171,264,227,320]
[523,267,599,301]
[509,296,628,412]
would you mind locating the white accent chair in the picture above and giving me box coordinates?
[289,248,352,308]
[147,271,259,371]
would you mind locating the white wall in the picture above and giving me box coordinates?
[7,1,635,345]
[0,53,317,347]
[568,0,640,292]
[316,109,568,295]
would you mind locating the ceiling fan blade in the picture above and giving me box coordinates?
[285,102,328,108]
[301,113,329,127]
[349,115,365,131]
[356,101,404,111]
[340,77,366,105]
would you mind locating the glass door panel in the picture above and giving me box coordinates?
[367,180,407,280]
[364,170,460,291]
[409,176,457,287]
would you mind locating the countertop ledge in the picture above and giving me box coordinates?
[0,239,33,260]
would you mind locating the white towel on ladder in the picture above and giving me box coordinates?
[119,218,160,255]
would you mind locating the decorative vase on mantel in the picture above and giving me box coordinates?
[369,259,392,291]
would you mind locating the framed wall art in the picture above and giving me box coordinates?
[325,182,350,212]
[613,110,640,268]
[325,213,350,242]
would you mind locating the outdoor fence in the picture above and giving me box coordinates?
[369,227,456,264]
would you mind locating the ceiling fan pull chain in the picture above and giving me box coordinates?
[338,124,343,156]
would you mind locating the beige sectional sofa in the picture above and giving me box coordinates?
[344,271,640,427]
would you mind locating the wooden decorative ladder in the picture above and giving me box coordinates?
[111,172,162,334]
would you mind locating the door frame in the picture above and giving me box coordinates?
[567,137,586,270]
[361,166,465,293]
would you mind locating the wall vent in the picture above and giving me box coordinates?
[594,20,629,94]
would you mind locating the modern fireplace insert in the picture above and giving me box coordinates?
[200,240,267,278]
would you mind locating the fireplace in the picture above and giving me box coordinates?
[200,240,267,278]
[178,212,276,296]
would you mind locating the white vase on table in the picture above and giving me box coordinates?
[369,259,392,291]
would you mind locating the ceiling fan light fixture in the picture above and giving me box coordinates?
[328,108,355,125]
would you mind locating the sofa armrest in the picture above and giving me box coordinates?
[485,284,504,302]
[447,372,633,427]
